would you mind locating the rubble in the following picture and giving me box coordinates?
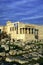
[0,39,43,65]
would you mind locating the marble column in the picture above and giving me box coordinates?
[27,28,29,34]
[24,28,25,34]
[22,28,23,34]
[23,28,24,34]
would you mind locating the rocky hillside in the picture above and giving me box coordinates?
[0,38,43,65]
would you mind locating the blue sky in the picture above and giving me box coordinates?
[0,0,43,25]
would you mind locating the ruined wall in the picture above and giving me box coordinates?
[38,26,43,40]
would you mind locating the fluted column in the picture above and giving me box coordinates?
[22,28,23,34]
[24,28,25,34]
[27,28,29,34]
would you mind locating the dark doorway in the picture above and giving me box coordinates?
[0,29,1,33]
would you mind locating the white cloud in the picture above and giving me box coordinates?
[21,15,43,20]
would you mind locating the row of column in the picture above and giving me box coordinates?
[20,28,38,35]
